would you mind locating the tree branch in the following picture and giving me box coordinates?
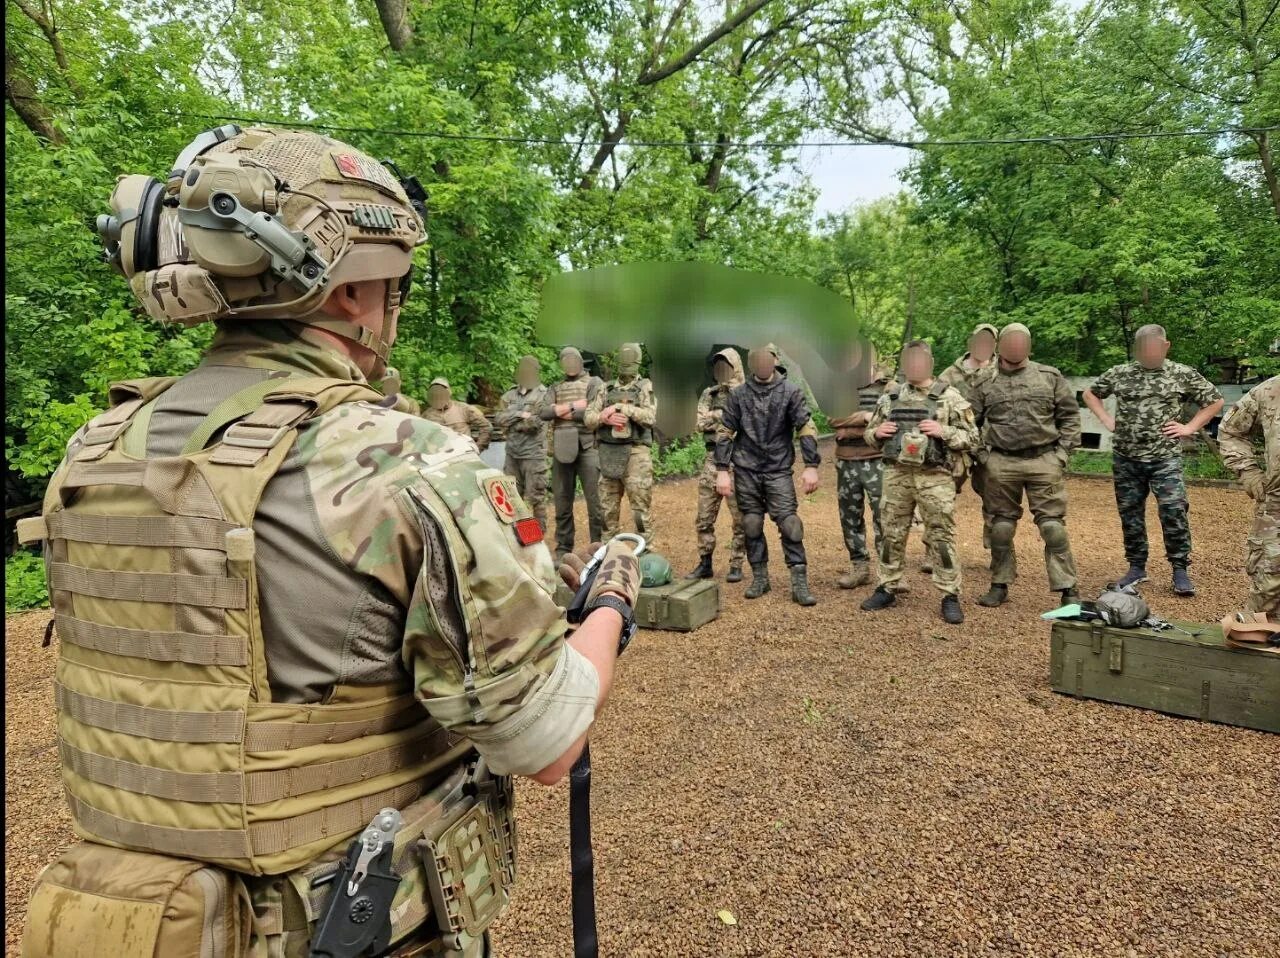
[637,0,776,85]
[5,49,65,145]
[374,0,412,51]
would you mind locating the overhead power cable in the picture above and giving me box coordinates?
[159,110,1278,149]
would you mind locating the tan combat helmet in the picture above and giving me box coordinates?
[96,125,427,369]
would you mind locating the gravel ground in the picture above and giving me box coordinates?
[7,449,1278,957]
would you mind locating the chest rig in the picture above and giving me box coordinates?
[18,375,468,878]
[881,381,951,469]
[599,378,653,445]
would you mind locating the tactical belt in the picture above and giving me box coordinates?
[990,442,1058,459]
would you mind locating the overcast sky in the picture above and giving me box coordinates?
[802,143,910,216]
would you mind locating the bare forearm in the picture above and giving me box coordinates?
[1082,390,1107,421]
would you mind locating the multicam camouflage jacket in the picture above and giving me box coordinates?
[1220,375,1280,516]
[936,353,997,403]
[61,322,597,778]
[696,348,746,447]
[864,379,980,468]
[1090,360,1221,461]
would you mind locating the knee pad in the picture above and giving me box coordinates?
[780,514,804,543]
[991,519,1017,550]
[1038,519,1069,551]
[742,513,765,540]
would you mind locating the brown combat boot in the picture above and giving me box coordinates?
[837,560,872,589]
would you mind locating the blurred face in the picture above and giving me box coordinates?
[428,384,450,410]
[901,347,934,384]
[1135,335,1169,370]
[713,358,733,384]
[999,332,1031,365]
[970,330,996,363]
[749,349,778,381]
[560,352,583,377]
[516,360,540,390]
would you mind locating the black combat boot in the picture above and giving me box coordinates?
[744,564,771,599]
[684,554,714,580]
[941,594,964,624]
[977,584,1008,607]
[860,586,897,611]
[790,565,817,606]
[726,561,744,583]
[1060,587,1080,605]
[1172,568,1196,597]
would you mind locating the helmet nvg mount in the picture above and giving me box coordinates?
[96,125,428,369]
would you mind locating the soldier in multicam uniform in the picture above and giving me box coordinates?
[969,323,1082,607]
[1218,375,1280,615]
[539,347,606,561]
[585,343,658,547]
[828,348,891,590]
[1083,325,1223,597]
[685,347,746,582]
[860,341,978,624]
[422,377,492,450]
[18,127,641,958]
[715,343,822,606]
[495,355,551,530]
[937,322,999,552]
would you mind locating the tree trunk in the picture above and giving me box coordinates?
[374,0,413,51]
[5,51,65,145]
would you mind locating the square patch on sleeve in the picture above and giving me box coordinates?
[478,474,531,525]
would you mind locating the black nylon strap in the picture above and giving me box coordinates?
[570,743,598,958]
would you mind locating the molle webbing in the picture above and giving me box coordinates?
[59,723,452,805]
[43,372,446,874]
[50,563,248,608]
[55,615,249,667]
[244,698,423,750]
[46,513,237,549]
[56,683,246,743]
[65,778,426,861]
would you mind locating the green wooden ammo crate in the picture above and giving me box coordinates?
[554,578,720,632]
[1049,619,1280,733]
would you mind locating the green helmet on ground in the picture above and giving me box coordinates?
[639,552,673,588]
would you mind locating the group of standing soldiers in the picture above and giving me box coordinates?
[821,321,1254,623]
[407,322,1273,621]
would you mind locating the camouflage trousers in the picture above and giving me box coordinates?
[982,449,1078,591]
[503,453,548,530]
[1245,506,1280,615]
[1112,453,1192,569]
[878,463,961,595]
[836,458,882,563]
[695,455,744,562]
[599,444,656,548]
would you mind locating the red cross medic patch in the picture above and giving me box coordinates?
[479,474,543,545]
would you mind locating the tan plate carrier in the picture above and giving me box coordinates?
[18,375,467,877]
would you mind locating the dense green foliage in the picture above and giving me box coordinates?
[6,0,1278,517]
[5,550,48,611]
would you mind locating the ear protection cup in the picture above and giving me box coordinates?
[97,174,165,277]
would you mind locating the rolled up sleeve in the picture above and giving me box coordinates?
[400,462,600,776]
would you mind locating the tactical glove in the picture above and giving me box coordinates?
[557,539,641,607]
[1243,472,1264,501]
